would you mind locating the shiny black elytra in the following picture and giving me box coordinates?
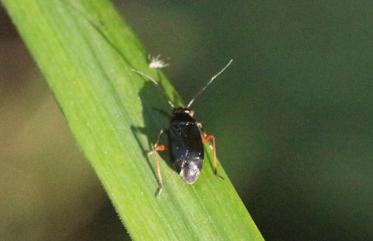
[168,107,204,184]
[133,59,233,196]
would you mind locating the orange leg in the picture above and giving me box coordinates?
[202,133,219,176]
[148,129,168,197]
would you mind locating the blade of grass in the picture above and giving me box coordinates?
[2,0,264,240]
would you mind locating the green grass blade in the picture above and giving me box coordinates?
[2,0,264,240]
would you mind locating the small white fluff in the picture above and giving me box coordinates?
[149,55,169,69]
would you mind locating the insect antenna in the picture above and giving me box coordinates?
[186,59,233,108]
[132,69,175,108]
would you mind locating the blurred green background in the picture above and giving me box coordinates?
[1,1,373,241]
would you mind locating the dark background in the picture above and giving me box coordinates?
[1,1,372,240]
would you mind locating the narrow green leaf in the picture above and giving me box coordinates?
[3,0,264,240]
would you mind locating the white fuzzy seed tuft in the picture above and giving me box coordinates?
[149,55,169,69]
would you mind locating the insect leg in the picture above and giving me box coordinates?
[203,134,217,173]
[148,129,168,197]
[197,123,223,178]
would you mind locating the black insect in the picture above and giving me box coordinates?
[133,59,233,196]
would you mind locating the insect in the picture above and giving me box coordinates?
[133,59,233,196]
